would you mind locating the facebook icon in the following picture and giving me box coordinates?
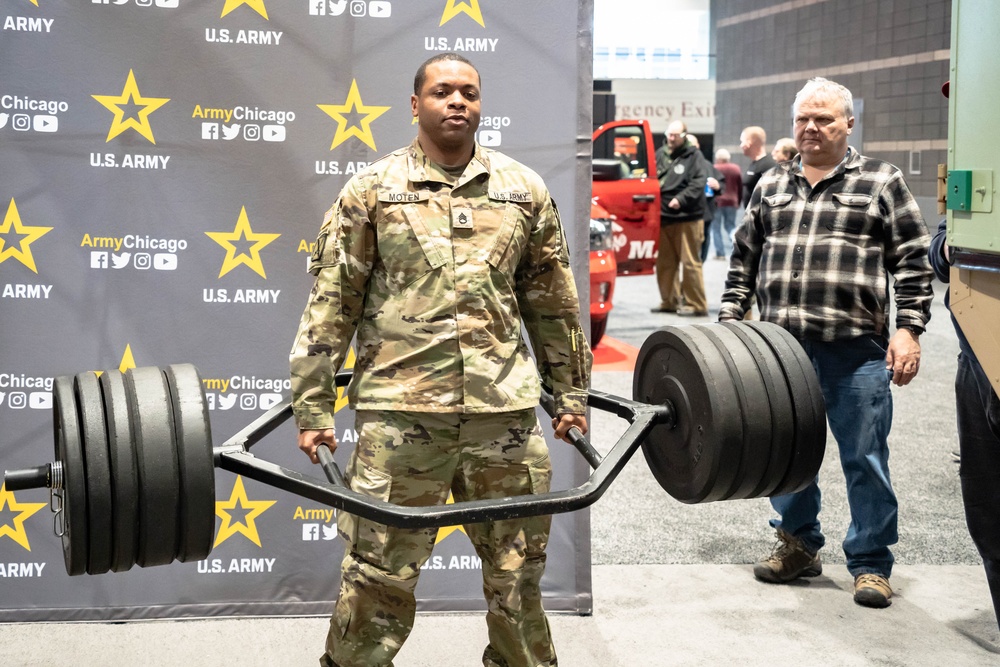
[91,252,109,269]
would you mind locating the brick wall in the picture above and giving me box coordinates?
[711,0,951,208]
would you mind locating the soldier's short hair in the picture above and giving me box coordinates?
[413,53,481,95]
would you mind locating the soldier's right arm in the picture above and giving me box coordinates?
[289,176,376,430]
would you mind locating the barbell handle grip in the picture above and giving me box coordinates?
[316,443,348,488]
[539,391,603,470]
[564,426,602,470]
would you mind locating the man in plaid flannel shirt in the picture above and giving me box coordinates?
[720,77,934,609]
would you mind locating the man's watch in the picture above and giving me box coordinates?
[899,325,922,337]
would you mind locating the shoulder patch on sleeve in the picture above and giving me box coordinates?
[307,206,338,275]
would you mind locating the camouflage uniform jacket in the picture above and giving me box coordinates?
[290,139,592,429]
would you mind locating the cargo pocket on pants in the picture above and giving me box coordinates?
[338,458,393,564]
[525,453,552,495]
[493,453,553,565]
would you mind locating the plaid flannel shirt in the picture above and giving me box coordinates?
[720,148,933,341]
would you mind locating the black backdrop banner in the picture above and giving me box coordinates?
[0,0,594,621]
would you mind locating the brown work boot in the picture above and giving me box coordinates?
[753,529,822,583]
[854,573,892,608]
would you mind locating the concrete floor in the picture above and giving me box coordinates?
[0,564,996,666]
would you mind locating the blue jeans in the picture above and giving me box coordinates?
[769,335,897,578]
[711,206,737,258]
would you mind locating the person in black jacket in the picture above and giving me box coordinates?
[651,121,708,316]
[929,219,1000,635]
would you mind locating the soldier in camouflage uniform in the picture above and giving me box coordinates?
[289,53,592,667]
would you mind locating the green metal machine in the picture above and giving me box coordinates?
[946,0,1000,394]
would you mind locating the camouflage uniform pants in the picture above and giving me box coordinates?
[320,409,557,667]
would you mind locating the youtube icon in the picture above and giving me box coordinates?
[263,124,286,142]
[33,115,58,132]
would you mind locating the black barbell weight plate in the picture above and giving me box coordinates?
[719,321,797,498]
[694,324,773,501]
[52,375,88,576]
[736,322,810,496]
[99,369,139,573]
[747,323,828,494]
[632,326,743,504]
[674,326,746,502]
[74,372,114,575]
[743,322,827,496]
[163,364,215,563]
[740,322,815,496]
[124,366,180,568]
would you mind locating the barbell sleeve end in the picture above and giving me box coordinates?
[652,402,677,428]
[4,464,52,491]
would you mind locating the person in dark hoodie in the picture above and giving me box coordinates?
[651,120,708,316]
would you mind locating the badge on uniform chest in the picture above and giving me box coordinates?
[452,206,473,230]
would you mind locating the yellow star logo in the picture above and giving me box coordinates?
[0,198,52,274]
[205,206,281,279]
[0,485,47,551]
[434,493,467,544]
[221,0,268,19]
[94,344,136,378]
[26,0,40,6]
[92,69,170,144]
[214,476,277,548]
[318,79,391,152]
[440,0,485,27]
[118,344,137,373]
